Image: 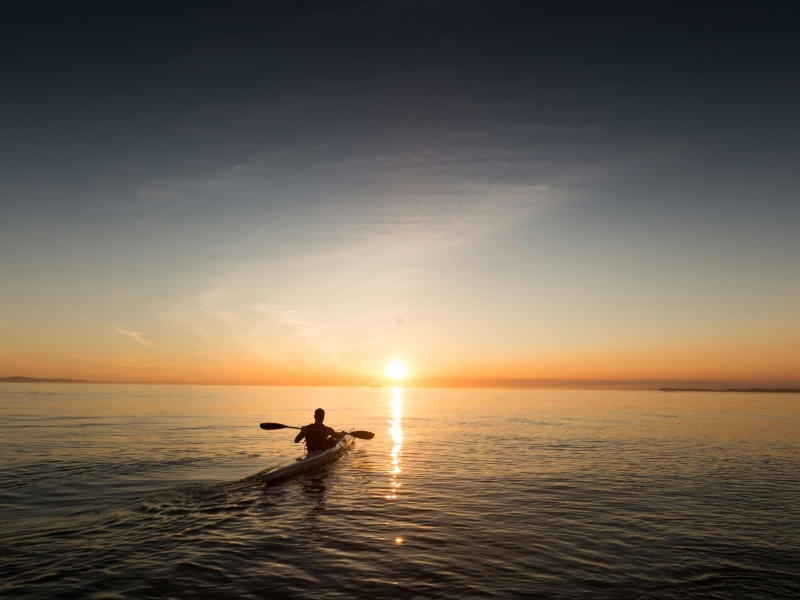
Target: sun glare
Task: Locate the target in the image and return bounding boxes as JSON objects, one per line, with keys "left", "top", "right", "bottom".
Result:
{"left": 385, "top": 360, "right": 408, "bottom": 379}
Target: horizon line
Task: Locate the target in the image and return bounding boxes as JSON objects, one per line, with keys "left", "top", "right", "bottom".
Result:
{"left": 2, "top": 375, "right": 799, "bottom": 391}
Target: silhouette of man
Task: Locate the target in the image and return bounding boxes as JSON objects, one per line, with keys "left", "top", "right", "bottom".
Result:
{"left": 294, "top": 408, "right": 345, "bottom": 451}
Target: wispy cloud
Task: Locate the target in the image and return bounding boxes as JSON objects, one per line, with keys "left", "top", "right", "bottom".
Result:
{"left": 131, "top": 137, "right": 579, "bottom": 375}
{"left": 104, "top": 324, "right": 154, "bottom": 347}
{"left": 126, "top": 116, "right": 620, "bottom": 212}
{"left": 135, "top": 126, "right": 631, "bottom": 376}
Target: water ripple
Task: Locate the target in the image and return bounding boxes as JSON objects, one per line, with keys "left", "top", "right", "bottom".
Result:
{"left": 1, "top": 386, "right": 799, "bottom": 599}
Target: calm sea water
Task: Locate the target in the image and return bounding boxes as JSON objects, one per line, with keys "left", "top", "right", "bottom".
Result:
{"left": 1, "top": 384, "right": 798, "bottom": 599}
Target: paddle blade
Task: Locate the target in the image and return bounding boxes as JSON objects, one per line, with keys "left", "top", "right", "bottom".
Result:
{"left": 349, "top": 430, "right": 375, "bottom": 440}
{"left": 260, "top": 422, "right": 289, "bottom": 430}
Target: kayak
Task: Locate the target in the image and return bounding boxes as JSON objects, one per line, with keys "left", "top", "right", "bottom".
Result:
{"left": 262, "top": 428, "right": 355, "bottom": 483}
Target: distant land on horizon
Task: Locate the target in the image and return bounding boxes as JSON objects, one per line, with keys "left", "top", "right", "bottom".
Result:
{"left": 0, "top": 376, "right": 184, "bottom": 384}
{"left": 0, "top": 376, "right": 92, "bottom": 383}
{"left": 659, "top": 387, "right": 800, "bottom": 393}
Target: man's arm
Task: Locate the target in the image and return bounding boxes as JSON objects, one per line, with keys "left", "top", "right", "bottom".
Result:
{"left": 294, "top": 426, "right": 307, "bottom": 443}
{"left": 328, "top": 427, "right": 345, "bottom": 439}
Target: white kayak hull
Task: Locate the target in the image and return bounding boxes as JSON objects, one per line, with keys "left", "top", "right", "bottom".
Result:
{"left": 262, "top": 428, "right": 355, "bottom": 483}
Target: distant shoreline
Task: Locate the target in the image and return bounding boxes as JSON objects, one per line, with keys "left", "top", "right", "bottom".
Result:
{"left": 659, "top": 388, "right": 800, "bottom": 393}
{"left": 0, "top": 376, "right": 183, "bottom": 385}
{"left": 0, "top": 376, "right": 92, "bottom": 383}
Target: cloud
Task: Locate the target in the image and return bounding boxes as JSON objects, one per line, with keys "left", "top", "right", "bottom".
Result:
{"left": 129, "top": 141, "right": 555, "bottom": 359}
{"left": 105, "top": 324, "right": 154, "bottom": 347}
{"left": 127, "top": 113, "right": 616, "bottom": 207}
{"left": 134, "top": 123, "right": 635, "bottom": 375}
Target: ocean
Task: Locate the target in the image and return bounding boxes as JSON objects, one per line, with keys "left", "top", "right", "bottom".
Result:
{"left": 1, "top": 384, "right": 798, "bottom": 599}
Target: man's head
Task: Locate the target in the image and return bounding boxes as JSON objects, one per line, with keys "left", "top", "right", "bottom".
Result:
{"left": 314, "top": 408, "right": 325, "bottom": 423}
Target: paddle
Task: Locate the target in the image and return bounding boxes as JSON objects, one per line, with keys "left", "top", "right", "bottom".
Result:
{"left": 259, "top": 422, "right": 375, "bottom": 440}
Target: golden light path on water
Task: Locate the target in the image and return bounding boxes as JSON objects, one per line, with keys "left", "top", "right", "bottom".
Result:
{"left": 387, "top": 385, "right": 403, "bottom": 527}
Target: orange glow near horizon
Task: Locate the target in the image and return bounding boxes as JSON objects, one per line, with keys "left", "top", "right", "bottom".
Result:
{"left": 2, "top": 324, "right": 799, "bottom": 388}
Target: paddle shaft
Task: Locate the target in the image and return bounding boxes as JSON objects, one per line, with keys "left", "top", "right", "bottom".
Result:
{"left": 259, "top": 422, "right": 374, "bottom": 440}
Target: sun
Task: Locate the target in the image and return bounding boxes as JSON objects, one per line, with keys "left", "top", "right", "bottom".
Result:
{"left": 385, "top": 360, "right": 408, "bottom": 379}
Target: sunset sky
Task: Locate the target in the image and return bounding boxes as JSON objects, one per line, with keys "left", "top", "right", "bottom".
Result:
{"left": 1, "top": 1, "right": 799, "bottom": 387}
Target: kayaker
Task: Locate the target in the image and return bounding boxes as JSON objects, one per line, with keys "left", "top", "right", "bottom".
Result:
{"left": 295, "top": 408, "right": 346, "bottom": 451}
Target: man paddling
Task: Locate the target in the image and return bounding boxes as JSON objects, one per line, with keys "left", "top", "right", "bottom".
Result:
{"left": 295, "top": 408, "right": 346, "bottom": 451}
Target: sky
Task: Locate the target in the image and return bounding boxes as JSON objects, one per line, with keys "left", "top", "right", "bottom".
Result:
{"left": 1, "top": 0, "right": 799, "bottom": 387}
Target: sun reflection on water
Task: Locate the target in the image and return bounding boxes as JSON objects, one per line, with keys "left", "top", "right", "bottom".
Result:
{"left": 386, "top": 385, "right": 403, "bottom": 501}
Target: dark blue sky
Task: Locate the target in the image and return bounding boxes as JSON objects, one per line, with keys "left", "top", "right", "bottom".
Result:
{"left": 3, "top": 0, "right": 798, "bottom": 201}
